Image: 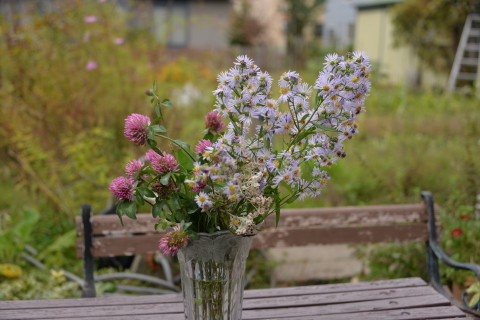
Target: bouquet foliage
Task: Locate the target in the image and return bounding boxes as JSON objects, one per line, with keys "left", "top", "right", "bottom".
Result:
{"left": 109, "top": 53, "right": 372, "bottom": 254}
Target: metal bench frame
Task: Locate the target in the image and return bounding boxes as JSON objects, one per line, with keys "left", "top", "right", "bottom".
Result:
{"left": 77, "top": 191, "right": 480, "bottom": 316}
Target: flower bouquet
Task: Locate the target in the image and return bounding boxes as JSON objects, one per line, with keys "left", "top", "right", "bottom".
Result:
{"left": 110, "top": 52, "right": 371, "bottom": 319}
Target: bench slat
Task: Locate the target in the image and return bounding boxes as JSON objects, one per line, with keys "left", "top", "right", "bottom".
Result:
{"left": 76, "top": 203, "right": 428, "bottom": 236}
{"left": 77, "top": 223, "right": 428, "bottom": 258}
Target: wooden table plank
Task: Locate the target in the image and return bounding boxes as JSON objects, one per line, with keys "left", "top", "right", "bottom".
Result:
{"left": 0, "top": 277, "right": 427, "bottom": 311}
{"left": 243, "top": 286, "right": 440, "bottom": 309}
{"left": 243, "top": 277, "right": 428, "bottom": 299}
{"left": 0, "top": 287, "right": 450, "bottom": 320}
{"left": 0, "top": 278, "right": 470, "bottom": 320}
{"left": 242, "top": 294, "right": 450, "bottom": 319}
{"left": 263, "top": 306, "right": 467, "bottom": 320}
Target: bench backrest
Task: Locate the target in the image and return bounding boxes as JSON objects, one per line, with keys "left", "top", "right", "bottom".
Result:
{"left": 75, "top": 201, "right": 438, "bottom": 259}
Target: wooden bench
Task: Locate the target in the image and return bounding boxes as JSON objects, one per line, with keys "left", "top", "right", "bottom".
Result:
{"left": 75, "top": 191, "right": 480, "bottom": 317}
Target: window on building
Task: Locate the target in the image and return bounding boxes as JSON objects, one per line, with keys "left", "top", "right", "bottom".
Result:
{"left": 314, "top": 23, "right": 323, "bottom": 38}
{"left": 153, "top": 0, "right": 189, "bottom": 48}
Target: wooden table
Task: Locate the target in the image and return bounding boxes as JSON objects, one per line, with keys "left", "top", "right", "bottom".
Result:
{"left": 0, "top": 278, "right": 474, "bottom": 320}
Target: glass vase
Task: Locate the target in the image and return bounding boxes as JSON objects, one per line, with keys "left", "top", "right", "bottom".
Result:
{"left": 177, "top": 230, "right": 253, "bottom": 320}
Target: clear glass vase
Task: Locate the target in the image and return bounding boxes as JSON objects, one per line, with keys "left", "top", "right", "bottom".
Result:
{"left": 177, "top": 230, "right": 253, "bottom": 320}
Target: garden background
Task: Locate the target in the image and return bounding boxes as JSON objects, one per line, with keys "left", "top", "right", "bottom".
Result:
{"left": 1, "top": 0, "right": 480, "bottom": 299}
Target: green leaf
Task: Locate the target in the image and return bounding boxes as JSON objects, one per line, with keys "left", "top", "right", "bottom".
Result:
{"left": 186, "top": 199, "right": 199, "bottom": 214}
{"left": 116, "top": 204, "right": 124, "bottom": 225}
{"left": 180, "top": 220, "right": 192, "bottom": 230}
{"left": 117, "top": 201, "right": 137, "bottom": 221}
{"left": 312, "top": 123, "right": 341, "bottom": 133}
{"left": 155, "top": 105, "right": 161, "bottom": 117}
{"left": 467, "top": 282, "right": 480, "bottom": 294}
{"left": 314, "top": 89, "right": 320, "bottom": 108}
{"left": 186, "top": 230, "right": 199, "bottom": 240}
{"left": 13, "top": 209, "right": 40, "bottom": 241}
{"left": 153, "top": 80, "right": 157, "bottom": 91}
{"left": 174, "top": 139, "right": 191, "bottom": 150}
{"left": 135, "top": 192, "right": 145, "bottom": 205}
{"left": 151, "top": 125, "right": 167, "bottom": 133}
{"left": 161, "top": 99, "right": 174, "bottom": 108}
{"left": 147, "top": 139, "right": 157, "bottom": 148}
{"left": 160, "top": 172, "right": 171, "bottom": 185}
{"left": 137, "top": 187, "right": 156, "bottom": 198}
{"left": 286, "top": 193, "right": 300, "bottom": 204}
{"left": 469, "top": 292, "right": 480, "bottom": 307}
{"left": 203, "top": 131, "right": 214, "bottom": 141}
{"left": 294, "top": 127, "right": 315, "bottom": 143}
{"left": 177, "top": 149, "right": 194, "bottom": 170}
{"left": 152, "top": 200, "right": 166, "bottom": 218}
{"left": 171, "top": 193, "right": 181, "bottom": 211}
{"left": 148, "top": 127, "right": 155, "bottom": 140}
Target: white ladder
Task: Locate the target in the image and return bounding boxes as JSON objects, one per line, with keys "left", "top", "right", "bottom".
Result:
{"left": 447, "top": 14, "right": 480, "bottom": 91}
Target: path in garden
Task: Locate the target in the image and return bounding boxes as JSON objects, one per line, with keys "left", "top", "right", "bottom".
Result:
{"left": 269, "top": 244, "right": 365, "bottom": 283}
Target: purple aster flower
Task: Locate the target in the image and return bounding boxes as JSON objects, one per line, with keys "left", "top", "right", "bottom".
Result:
{"left": 109, "top": 176, "right": 134, "bottom": 201}
{"left": 124, "top": 113, "right": 151, "bottom": 146}
{"left": 145, "top": 150, "right": 179, "bottom": 174}
{"left": 205, "top": 111, "right": 224, "bottom": 134}
{"left": 125, "top": 159, "right": 144, "bottom": 179}
{"left": 158, "top": 226, "right": 189, "bottom": 255}
{"left": 84, "top": 16, "right": 98, "bottom": 23}
{"left": 195, "top": 139, "right": 212, "bottom": 155}
{"left": 85, "top": 60, "right": 97, "bottom": 71}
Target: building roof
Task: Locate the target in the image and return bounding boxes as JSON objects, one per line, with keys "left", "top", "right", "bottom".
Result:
{"left": 356, "top": 0, "right": 403, "bottom": 11}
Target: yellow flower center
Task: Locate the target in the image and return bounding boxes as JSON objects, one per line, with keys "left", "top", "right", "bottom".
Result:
{"left": 229, "top": 185, "right": 236, "bottom": 191}
{"left": 351, "top": 77, "right": 359, "bottom": 83}
{"left": 199, "top": 196, "right": 206, "bottom": 202}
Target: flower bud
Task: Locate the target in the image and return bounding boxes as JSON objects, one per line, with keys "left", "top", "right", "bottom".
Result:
{"left": 145, "top": 89, "right": 155, "bottom": 96}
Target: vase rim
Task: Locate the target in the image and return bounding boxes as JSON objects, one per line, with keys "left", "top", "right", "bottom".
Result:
{"left": 196, "top": 229, "right": 232, "bottom": 236}
{"left": 194, "top": 220, "right": 264, "bottom": 237}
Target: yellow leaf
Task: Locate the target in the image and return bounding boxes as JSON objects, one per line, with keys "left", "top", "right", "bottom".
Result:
{"left": 0, "top": 264, "right": 23, "bottom": 278}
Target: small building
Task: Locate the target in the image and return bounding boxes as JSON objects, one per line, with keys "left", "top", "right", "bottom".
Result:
{"left": 322, "top": 0, "right": 372, "bottom": 51}
{"left": 353, "top": 0, "right": 448, "bottom": 90}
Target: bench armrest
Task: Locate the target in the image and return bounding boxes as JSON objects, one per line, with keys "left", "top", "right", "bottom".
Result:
{"left": 422, "top": 191, "right": 480, "bottom": 316}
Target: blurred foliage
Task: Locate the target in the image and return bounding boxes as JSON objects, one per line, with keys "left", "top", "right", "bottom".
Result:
{"left": 284, "top": 0, "right": 324, "bottom": 68}
{"left": 0, "top": 269, "right": 81, "bottom": 300}
{"left": 228, "top": 0, "right": 264, "bottom": 46}
{"left": 355, "top": 242, "right": 427, "bottom": 282}
{"left": 0, "top": 0, "right": 220, "bottom": 292}
{"left": 391, "top": 0, "right": 479, "bottom": 73}
{"left": 0, "top": 208, "right": 39, "bottom": 263}
{"left": 440, "top": 196, "right": 480, "bottom": 285}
